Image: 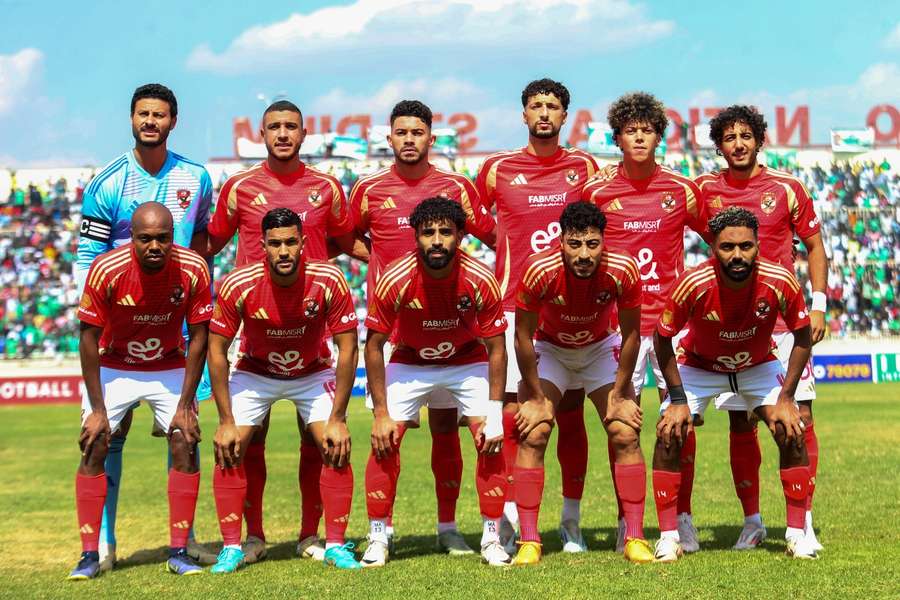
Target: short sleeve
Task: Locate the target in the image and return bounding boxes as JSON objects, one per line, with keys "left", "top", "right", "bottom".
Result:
{"left": 514, "top": 266, "right": 544, "bottom": 313}
{"left": 325, "top": 274, "right": 359, "bottom": 335}
{"left": 326, "top": 179, "right": 354, "bottom": 237}
{"left": 656, "top": 283, "right": 690, "bottom": 338}
{"left": 76, "top": 264, "right": 110, "bottom": 327}
{"left": 349, "top": 179, "right": 370, "bottom": 234}
{"left": 209, "top": 285, "right": 241, "bottom": 338}
{"left": 207, "top": 176, "right": 240, "bottom": 245}
{"left": 364, "top": 283, "right": 399, "bottom": 335}
{"left": 458, "top": 176, "right": 495, "bottom": 239}
{"left": 781, "top": 279, "right": 812, "bottom": 332}
{"left": 474, "top": 159, "right": 496, "bottom": 211}
{"left": 476, "top": 277, "right": 507, "bottom": 337}
{"left": 186, "top": 265, "right": 213, "bottom": 325}
{"left": 194, "top": 170, "right": 214, "bottom": 232}
{"left": 789, "top": 180, "right": 821, "bottom": 240}
{"left": 616, "top": 261, "right": 643, "bottom": 310}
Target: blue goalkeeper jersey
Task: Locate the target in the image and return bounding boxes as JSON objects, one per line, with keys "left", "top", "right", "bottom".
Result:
{"left": 75, "top": 149, "right": 213, "bottom": 290}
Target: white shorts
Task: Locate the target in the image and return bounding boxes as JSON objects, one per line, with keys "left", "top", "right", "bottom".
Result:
{"left": 381, "top": 362, "right": 492, "bottom": 424}
{"left": 229, "top": 369, "right": 336, "bottom": 427}
{"left": 82, "top": 367, "right": 185, "bottom": 434}
{"left": 536, "top": 335, "right": 620, "bottom": 396}
{"left": 773, "top": 331, "right": 816, "bottom": 402}
{"left": 504, "top": 310, "right": 521, "bottom": 394}
{"left": 660, "top": 361, "right": 790, "bottom": 417}
{"left": 632, "top": 331, "right": 689, "bottom": 398}
{"left": 364, "top": 342, "right": 457, "bottom": 411}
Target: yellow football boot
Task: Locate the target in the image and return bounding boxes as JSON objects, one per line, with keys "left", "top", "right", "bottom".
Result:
{"left": 623, "top": 538, "right": 654, "bottom": 564}
{"left": 511, "top": 541, "right": 542, "bottom": 565}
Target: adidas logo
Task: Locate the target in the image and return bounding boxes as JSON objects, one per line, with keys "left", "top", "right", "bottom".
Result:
{"left": 220, "top": 512, "right": 240, "bottom": 524}
{"left": 703, "top": 311, "right": 721, "bottom": 321}
{"left": 606, "top": 199, "right": 623, "bottom": 211}
{"left": 332, "top": 514, "right": 349, "bottom": 524}
{"left": 172, "top": 520, "right": 191, "bottom": 529}
{"left": 406, "top": 298, "right": 423, "bottom": 309}
{"left": 250, "top": 193, "right": 267, "bottom": 206}
{"left": 736, "top": 479, "right": 753, "bottom": 489}
{"left": 116, "top": 294, "right": 136, "bottom": 306}
{"left": 482, "top": 486, "right": 504, "bottom": 498}
{"left": 551, "top": 295, "right": 566, "bottom": 305}
{"left": 79, "top": 524, "right": 95, "bottom": 535}
{"left": 367, "top": 490, "right": 387, "bottom": 500}
{"left": 381, "top": 197, "right": 396, "bottom": 209}
{"left": 510, "top": 173, "right": 528, "bottom": 186}
{"left": 439, "top": 480, "right": 461, "bottom": 489}
{"left": 251, "top": 307, "right": 270, "bottom": 319}
{"left": 709, "top": 196, "right": 723, "bottom": 209}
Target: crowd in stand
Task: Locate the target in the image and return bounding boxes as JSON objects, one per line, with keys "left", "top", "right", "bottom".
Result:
{"left": 2, "top": 156, "right": 898, "bottom": 359}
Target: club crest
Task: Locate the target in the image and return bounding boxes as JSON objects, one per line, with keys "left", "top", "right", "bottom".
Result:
{"left": 177, "top": 188, "right": 192, "bottom": 209}
{"left": 566, "top": 169, "right": 579, "bottom": 185}
{"left": 760, "top": 191, "right": 777, "bottom": 215}
{"left": 457, "top": 294, "right": 473, "bottom": 312}
{"left": 596, "top": 290, "right": 612, "bottom": 304}
{"left": 170, "top": 285, "right": 185, "bottom": 305}
{"left": 304, "top": 298, "right": 320, "bottom": 318}
{"left": 661, "top": 192, "right": 676, "bottom": 213}
{"left": 308, "top": 189, "right": 322, "bottom": 207}
{"left": 754, "top": 298, "right": 771, "bottom": 319}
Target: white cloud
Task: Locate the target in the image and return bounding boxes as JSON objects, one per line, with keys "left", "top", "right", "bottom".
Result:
{"left": 882, "top": 22, "right": 900, "bottom": 50}
{"left": 0, "top": 48, "right": 43, "bottom": 114}
{"left": 305, "top": 77, "right": 489, "bottom": 116}
{"left": 187, "top": 0, "right": 674, "bottom": 74}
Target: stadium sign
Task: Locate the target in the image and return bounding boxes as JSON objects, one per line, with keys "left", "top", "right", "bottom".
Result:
{"left": 874, "top": 353, "right": 900, "bottom": 383}
{"left": 811, "top": 355, "right": 873, "bottom": 383}
{"left": 0, "top": 375, "right": 83, "bottom": 405}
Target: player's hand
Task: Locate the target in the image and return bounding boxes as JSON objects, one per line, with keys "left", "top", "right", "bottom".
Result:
{"left": 324, "top": 418, "right": 352, "bottom": 468}
{"left": 810, "top": 311, "right": 826, "bottom": 344}
{"left": 769, "top": 395, "right": 804, "bottom": 444}
{"left": 656, "top": 404, "right": 692, "bottom": 448}
{"left": 79, "top": 411, "right": 111, "bottom": 461}
{"left": 472, "top": 420, "right": 503, "bottom": 455}
{"left": 169, "top": 404, "right": 201, "bottom": 446}
{"left": 214, "top": 423, "right": 241, "bottom": 468}
{"left": 515, "top": 397, "right": 554, "bottom": 440}
{"left": 371, "top": 414, "right": 399, "bottom": 459}
{"left": 604, "top": 391, "right": 643, "bottom": 430}
{"left": 589, "top": 164, "right": 618, "bottom": 183}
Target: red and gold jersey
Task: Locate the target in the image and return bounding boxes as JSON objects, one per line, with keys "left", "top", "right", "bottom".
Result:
{"left": 365, "top": 251, "right": 507, "bottom": 365}
{"left": 516, "top": 246, "right": 641, "bottom": 349}
{"left": 77, "top": 244, "right": 212, "bottom": 371}
{"left": 476, "top": 147, "right": 599, "bottom": 310}
{"left": 583, "top": 165, "right": 707, "bottom": 335}
{"left": 349, "top": 164, "right": 495, "bottom": 295}
{"left": 210, "top": 258, "right": 357, "bottom": 379}
{"left": 208, "top": 161, "right": 353, "bottom": 265}
{"left": 657, "top": 257, "right": 810, "bottom": 373}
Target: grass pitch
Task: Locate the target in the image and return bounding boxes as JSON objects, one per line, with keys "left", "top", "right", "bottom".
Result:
{"left": 2, "top": 383, "right": 899, "bottom": 599}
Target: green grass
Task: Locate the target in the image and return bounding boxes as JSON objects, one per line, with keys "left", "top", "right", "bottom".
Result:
{"left": 2, "top": 383, "right": 899, "bottom": 599}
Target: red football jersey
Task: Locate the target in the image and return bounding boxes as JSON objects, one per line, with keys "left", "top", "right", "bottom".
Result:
{"left": 208, "top": 162, "right": 353, "bottom": 266}
{"left": 350, "top": 164, "right": 495, "bottom": 295}
{"left": 77, "top": 244, "right": 212, "bottom": 371}
{"left": 583, "top": 165, "right": 707, "bottom": 336}
{"left": 476, "top": 147, "right": 599, "bottom": 310}
{"left": 656, "top": 257, "right": 811, "bottom": 373}
{"left": 210, "top": 258, "right": 357, "bottom": 379}
{"left": 516, "top": 246, "right": 642, "bottom": 348}
{"left": 365, "top": 251, "right": 507, "bottom": 366}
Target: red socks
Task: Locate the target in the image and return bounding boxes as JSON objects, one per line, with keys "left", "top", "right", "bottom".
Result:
{"left": 614, "top": 462, "right": 646, "bottom": 540}
{"left": 608, "top": 440, "right": 624, "bottom": 519}
{"left": 652, "top": 470, "right": 680, "bottom": 533}
{"left": 364, "top": 426, "right": 406, "bottom": 520}
{"left": 804, "top": 423, "right": 818, "bottom": 510}
{"left": 555, "top": 405, "right": 588, "bottom": 500}
{"left": 475, "top": 451, "right": 508, "bottom": 519}
{"left": 780, "top": 466, "right": 810, "bottom": 529}
{"left": 431, "top": 430, "right": 463, "bottom": 523}
{"left": 168, "top": 469, "right": 200, "bottom": 548}
{"left": 677, "top": 429, "right": 696, "bottom": 515}
{"left": 514, "top": 466, "right": 544, "bottom": 542}
{"left": 243, "top": 442, "right": 267, "bottom": 540}
{"left": 213, "top": 465, "right": 247, "bottom": 546}
{"left": 502, "top": 410, "right": 519, "bottom": 496}
{"left": 75, "top": 472, "right": 107, "bottom": 552}
{"left": 299, "top": 440, "right": 324, "bottom": 540}
{"left": 729, "top": 429, "right": 761, "bottom": 517}
{"left": 320, "top": 465, "right": 354, "bottom": 544}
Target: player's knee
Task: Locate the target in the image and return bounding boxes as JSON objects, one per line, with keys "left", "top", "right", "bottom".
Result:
{"left": 728, "top": 410, "right": 756, "bottom": 433}
{"left": 522, "top": 421, "right": 552, "bottom": 450}
{"left": 428, "top": 408, "right": 457, "bottom": 434}
{"left": 607, "top": 421, "right": 640, "bottom": 452}
{"left": 169, "top": 432, "right": 198, "bottom": 473}
{"left": 652, "top": 436, "right": 681, "bottom": 471}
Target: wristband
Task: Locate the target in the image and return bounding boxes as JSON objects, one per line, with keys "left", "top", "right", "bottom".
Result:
{"left": 668, "top": 385, "right": 688, "bottom": 406}
{"left": 483, "top": 399, "right": 504, "bottom": 439}
{"left": 811, "top": 291, "right": 826, "bottom": 312}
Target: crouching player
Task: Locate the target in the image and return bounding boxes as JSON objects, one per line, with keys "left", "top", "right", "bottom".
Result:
{"left": 651, "top": 207, "right": 817, "bottom": 561}
{"left": 70, "top": 204, "right": 211, "bottom": 579}
{"left": 361, "top": 197, "right": 510, "bottom": 568}
{"left": 207, "top": 207, "right": 360, "bottom": 572}
{"left": 513, "top": 201, "right": 651, "bottom": 564}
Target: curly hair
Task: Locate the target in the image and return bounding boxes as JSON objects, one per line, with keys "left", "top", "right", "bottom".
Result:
{"left": 559, "top": 201, "right": 607, "bottom": 234}
{"left": 390, "top": 100, "right": 433, "bottom": 128}
{"left": 409, "top": 197, "right": 466, "bottom": 232}
{"left": 131, "top": 83, "right": 177, "bottom": 117}
{"left": 708, "top": 206, "right": 759, "bottom": 237}
{"left": 262, "top": 207, "right": 303, "bottom": 235}
{"left": 607, "top": 92, "right": 668, "bottom": 142}
{"left": 708, "top": 104, "right": 767, "bottom": 149}
{"left": 521, "top": 78, "right": 570, "bottom": 110}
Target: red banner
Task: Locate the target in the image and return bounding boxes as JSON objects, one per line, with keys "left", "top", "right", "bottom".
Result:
{"left": 0, "top": 375, "right": 83, "bottom": 405}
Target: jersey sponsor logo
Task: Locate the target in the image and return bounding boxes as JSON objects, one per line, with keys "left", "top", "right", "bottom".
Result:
{"left": 596, "top": 291, "right": 612, "bottom": 304}
{"left": 623, "top": 219, "right": 662, "bottom": 232}
{"left": 703, "top": 310, "right": 721, "bottom": 321}
{"left": 510, "top": 173, "right": 528, "bottom": 186}
{"left": 798, "top": 309, "right": 808, "bottom": 319}
{"left": 304, "top": 298, "right": 320, "bottom": 319}
{"left": 251, "top": 307, "right": 269, "bottom": 319}
{"left": 754, "top": 298, "right": 771, "bottom": 319}
{"left": 117, "top": 294, "right": 136, "bottom": 306}
{"left": 381, "top": 197, "right": 397, "bottom": 210}
{"left": 605, "top": 199, "right": 623, "bottom": 211}
{"left": 635, "top": 248, "right": 660, "bottom": 288}
{"left": 760, "top": 191, "right": 777, "bottom": 214}
{"left": 715, "top": 351, "right": 752, "bottom": 371}
{"left": 197, "top": 303, "right": 213, "bottom": 316}
{"left": 422, "top": 318, "right": 460, "bottom": 330}
{"left": 527, "top": 192, "right": 568, "bottom": 207}
{"left": 308, "top": 190, "right": 322, "bottom": 207}
{"left": 170, "top": 285, "right": 185, "bottom": 305}
{"left": 561, "top": 312, "right": 598, "bottom": 323}
{"left": 565, "top": 169, "right": 579, "bottom": 185}
{"left": 661, "top": 192, "right": 676, "bottom": 213}
{"left": 80, "top": 216, "right": 112, "bottom": 243}
{"left": 397, "top": 216, "right": 410, "bottom": 227}
{"left": 265, "top": 326, "right": 307, "bottom": 337}
{"left": 809, "top": 216, "right": 819, "bottom": 228}
{"left": 339, "top": 312, "right": 358, "bottom": 324}
{"left": 719, "top": 326, "right": 758, "bottom": 340}
{"left": 557, "top": 330, "right": 595, "bottom": 346}
{"left": 177, "top": 188, "right": 192, "bottom": 209}
{"left": 250, "top": 193, "right": 267, "bottom": 206}
{"left": 456, "top": 294, "right": 473, "bottom": 312}
{"left": 126, "top": 337, "right": 164, "bottom": 361}
{"left": 530, "top": 222, "right": 562, "bottom": 252}
{"left": 132, "top": 312, "right": 173, "bottom": 324}
{"left": 494, "top": 317, "right": 507, "bottom": 328}
{"left": 419, "top": 341, "right": 457, "bottom": 360}
{"left": 268, "top": 350, "right": 304, "bottom": 372}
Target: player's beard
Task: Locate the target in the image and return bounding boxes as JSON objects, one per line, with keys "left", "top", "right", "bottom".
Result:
{"left": 723, "top": 258, "right": 753, "bottom": 282}
{"left": 529, "top": 121, "right": 560, "bottom": 139}
{"left": 421, "top": 247, "right": 452, "bottom": 270}
{"left": 571, "top": 259, "right": 596, "bottom": 279}
{"left": 133, "top": 126, "right": 169, "bottom": 149}
{"left": 266, "top": 141, "right": 300, "bottom": 163}
{"left": 396, "top": 146, "right": 425, "bottom": 165}
{"left": 271, "top": 256, "right": 299, "bottom": 277}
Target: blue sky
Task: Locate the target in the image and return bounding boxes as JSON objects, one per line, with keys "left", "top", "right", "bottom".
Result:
{"left": 1, "top": 0, "right": 898, "bottom": 166}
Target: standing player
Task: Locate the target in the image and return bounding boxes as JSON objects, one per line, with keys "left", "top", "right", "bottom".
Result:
{"left": 582, "top": 92, "right": 708, "bottom": 553}
{"left": 207, "top": 208, "right": 360, "bottom": 572}
{"left": 512, "top": 202, "right": 650, "bottom": 564}
{"left": 69, "top": 204, "right": 211, "bottom": 579}
{"left": 696, "top": 105, "right": 827, "bottom": 551}
{"left": 206, "top": 99, "right": 366, "bottom": 562}
{"left": 75, "top": 83, "right": 214, "bottom": 570}
{"left": 350, "top": 100, "right": 496, "bottom": 553}
{"left": 360, "top": 198, "right": 510, "bottom": 568}
{"left": 651, "top": 207, "right": 817, "bottom": 561}
{"left": 476, "top": 79, "right": 599, "bottom": 552}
